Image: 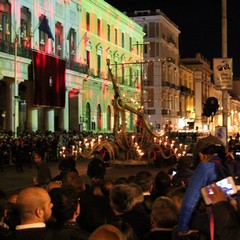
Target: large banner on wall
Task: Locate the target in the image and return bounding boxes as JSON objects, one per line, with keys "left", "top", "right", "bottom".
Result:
{"left": 32, "top": 51, "right": 66, "bottom": 108}
{"left": 213, "top": 58, "right": 233, "bottom": 90}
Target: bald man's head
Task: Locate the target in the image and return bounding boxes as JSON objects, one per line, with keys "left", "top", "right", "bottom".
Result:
{"left": 89, "top": 224, "right": 126, "bottom": 240}
{"left": 16, "top": 187, "right": 53, "bottom": 224}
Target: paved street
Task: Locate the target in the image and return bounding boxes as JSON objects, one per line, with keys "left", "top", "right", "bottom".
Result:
{"left": 0, "top": 159, "right": 171, "bottom": 195}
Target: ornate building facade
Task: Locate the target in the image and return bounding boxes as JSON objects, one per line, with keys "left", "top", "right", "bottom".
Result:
{"left": 0, "top": 0, "right": 144, "bottom": 134}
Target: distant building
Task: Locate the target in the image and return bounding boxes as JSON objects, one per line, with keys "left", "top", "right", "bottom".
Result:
{"left": 130, "top": 9, "right": 182, "bottom": 131}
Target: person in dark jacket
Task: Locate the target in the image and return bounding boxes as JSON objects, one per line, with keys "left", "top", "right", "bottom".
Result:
{"left": 144, "top": 196, "right": 178, "bottom": 240}
{"left": 11, "top": 139, "right": 24, "bottom": 172}
{"left": 208, "top": 183, "right": 240, "bottom": 240}
{"left": 178, "top": 135, "right": 226, "bottom": 237}
{"left": 172, "top": 156, "right": 194, "bottom": 187}
{"left": 0, "top": 191, "right": 14, "bottom": 240}
{"left": 33, "top": 152, "right": 52, "bottom": 187}
{"left": 49, "top": 185, "right": 90, "bottom": 240}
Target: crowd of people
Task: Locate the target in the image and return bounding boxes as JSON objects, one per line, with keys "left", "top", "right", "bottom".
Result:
{"left": 1, "top": 133, "right": 240, "bottom": 239}
{"left": 0, "top": 130, "right": 113, "bottom": 173}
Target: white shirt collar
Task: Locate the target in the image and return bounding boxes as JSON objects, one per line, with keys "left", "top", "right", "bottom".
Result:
{"left": 16, "top": 222, "right": 46, "bottom": 230}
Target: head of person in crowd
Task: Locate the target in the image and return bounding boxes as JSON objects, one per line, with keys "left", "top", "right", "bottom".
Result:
{"left": 172, "top": 156, "right": 194, "bottom": 187}
{"left": 192, "top": 135, "right": 226, "bottom": 169}
{"left": 101, "top": 179, "right": 115, "bottom": 198}
{"left": 89, "top": 224, "right": 126, "bottom": 240}
{"left": 6, "top": 193, "right": 21, "bottom": 231}
{"left": 50, "top": 185, "right": 80, "bottom": 224}
{"left": 115, "top": 177, "right": 129, "bottom": 185}
{"left": 134, "top": 171, "right": 153, "bottom": 194}
{"left": 110, "top": 217, "right": 139, "bottom": 240}
{"left": 153, "top": 170, "right": 172, "bottom": 197}
{"left": 61, "top": 171, "right": 85, "bottom": 194}
{"left": 16, "top": 187, "right": 53, "bottom": 225}
{"left": 128, "top": 183, "right": 144, "bottom": 206}
{"left": 87, "top": 153, "right": 106, "bottom": 184}
{"left": 110, "top": 184, "right": 134, "bottom": 215}
{"left": 59, "top": 152, "right": 77, "bottom": 174}
{"left": 45, "top": 181, "right": 62, "bottom": 192}
{"left": 151, "top": 196, "right": 178, "bottom": 229}
{"left": 7, "top": 194, "right": 18, "bottom": 205}
{"left": 33, "top": 151, "right": 44, "bottom": 165}
{"left": 167, "top": 186, "right": 187, "bottom": 213}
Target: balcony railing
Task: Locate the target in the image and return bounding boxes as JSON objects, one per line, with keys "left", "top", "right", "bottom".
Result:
{"left": 66, "top": 59, "right": 89, "bottom": 74}
{"left": 0, "top": 40, "right": 32, "bottom": 59}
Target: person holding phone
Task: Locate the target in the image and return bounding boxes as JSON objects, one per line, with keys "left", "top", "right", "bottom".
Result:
{"left": 208, "top": 184, "right": 240, "bottom": 240}
{"left": 178, "top": 135, "right": 226, "bottom": 237}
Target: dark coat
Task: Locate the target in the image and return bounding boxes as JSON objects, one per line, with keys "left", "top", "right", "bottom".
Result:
{"left": 0, "top": 225, "right": 15, "bottom": 240}
{"left": 121, "top": 203, "right": 151, "bottom": 240}
{"left": 52, "top": 221, "right": 90, "bottom": 240}
{"left": 212, "top": 201, "right": 240, "bottom": 240}
{"left": 14, "top": 227, "right": 53, "bottom": 240}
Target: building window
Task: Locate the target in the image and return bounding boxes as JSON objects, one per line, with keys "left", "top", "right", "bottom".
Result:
{"left": 55, "top": 22, "right": 63, "bottom": 57}
{"left": 148, "top": 89, "right": 154, "bottom": 108}
{"left": 143, "top": 23, "right": 148, "bottom": 36}
{"left": 144, "top": 44, "right": 148, "bottom": 54}
{"left": 147, "top": 62, "right": 154, "bottom": 86}
{"left": 97, "top": 18, "right": 101, "bottom": 36}
{"left": 97, "top": 104, "right": 102, "bottom": 131}
{"left": 114, "top": 28, "right": 117, "bottom": 45}
{"left": 121, "top": 64, "right": 125, "bottom": 84}
{"left": 129, "top": 67, "right": 133, "bottom": 86}
{"left": 86, "top": 12, "right": 90, "bottom": 31}
{"left": 86, "top": 50, "right": 90, "bottom": 69}
{"left": 114, "top": 61, "right": 118, "bottom": 80}
{"left": 97, "top": 54, "right": 101, "bottom": 77}
{"left": 107, "top": 24, "right": 110, "bottom": 41}
{"left": 0, "top": 2, "right": 10, "bottom": 42}
{"left": 68, "top": 28, "right": 76, "bottom": 60}
{"left": 129, "top": 37, "right": 132, "bottom": 51}
{"left": 39, "top": 14, "right": 54, "bottom": 54}
{"left": 150, "top": 42, "right": 155, "bottom": 57}
{"left": 121, "top": 32, "right": 124, "bottom": 48}
{"left": 156, "top": 22, "right": 159, "bottom": 37}
{"left": 156, "top": 42, "right": 159, "bottom": 57}
{"left": 136, "top": 41, "right": 139, "bottom": 55}
{"left": 86, "top": 103, "right": 91, "bottom": 131}
{"left": 149, "top": 22, "right": 155, "bottom": 37}
{"left": 20, "top": 7, "right": 32, "bottom": 48}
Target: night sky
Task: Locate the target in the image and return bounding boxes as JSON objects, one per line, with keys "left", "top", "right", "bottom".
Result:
{"left": 106, "top": 0, "right": 240, "bottom": 78}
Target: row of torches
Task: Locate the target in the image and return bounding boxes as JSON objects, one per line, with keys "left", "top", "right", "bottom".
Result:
{"left": 59, "top": 134, "right": 188, "bottom": 159}
{"left": 59, "top": 135, "right": 105, "bottom": 158}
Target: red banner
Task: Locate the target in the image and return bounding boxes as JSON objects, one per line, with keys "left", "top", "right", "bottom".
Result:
{"left": 32, "top": 51, "right": 66, "bottom": 108}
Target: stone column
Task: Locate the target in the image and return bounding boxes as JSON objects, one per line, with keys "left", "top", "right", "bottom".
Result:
{"left": 45, "top": 109, "right": 54, "bottom": 132}
{"left": 60, "top": 88, "right": 69, "bottom": 131}
{"left": 28, "top": 108, "right": 38, "bottom": 131}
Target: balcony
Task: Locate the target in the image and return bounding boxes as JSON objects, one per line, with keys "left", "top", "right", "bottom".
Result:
{"left": 66, "top": 59, "right": 89, "bottom": 74}
{"left": 0, "top": 40, "right": 32, "bottom": 59}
